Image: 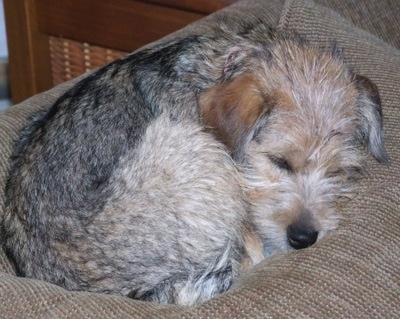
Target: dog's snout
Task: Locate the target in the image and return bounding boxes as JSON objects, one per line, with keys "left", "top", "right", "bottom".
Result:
{"left": 287, "top": 223, "right": 318, "bottom": 249}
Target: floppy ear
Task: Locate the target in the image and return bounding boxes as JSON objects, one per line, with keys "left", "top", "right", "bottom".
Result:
{"left": 199, "top": 74, "right": 271, "bottom": 162}
{"left": 222, "top": 44, "right": 272, "bottom": 80}
{"left": 353, "top": 74, "right": 388, "bottom": 163}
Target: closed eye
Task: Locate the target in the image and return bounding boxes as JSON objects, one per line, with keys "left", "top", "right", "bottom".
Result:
{"left": 326, "top": 169, "right": 345, "bottom": 178}
{"left": 267, "top": 154, "right": 293, "bottom": 172}
{"left": 326, "top": 166, "right": 363, "bottom": 179}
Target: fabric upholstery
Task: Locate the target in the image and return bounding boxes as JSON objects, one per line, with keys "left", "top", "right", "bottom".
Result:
{"left": 0, "top": 0, "right": 399, "bottom": 317}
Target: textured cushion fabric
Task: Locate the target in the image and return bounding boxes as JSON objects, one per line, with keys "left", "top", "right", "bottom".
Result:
{"left": 315, "top": 0, "right": 400, "bottom": 49}
{"left": 0, "top": 0, "right": 399, "bottom": 318}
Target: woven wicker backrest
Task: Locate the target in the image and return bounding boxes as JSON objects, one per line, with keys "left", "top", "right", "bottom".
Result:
{"left": 49, "top": 36, "right": 128, "bottom": 86}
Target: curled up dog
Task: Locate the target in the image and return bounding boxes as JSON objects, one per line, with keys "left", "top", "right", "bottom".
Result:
{"left": 1, "top": 24, "right": 387, "bottom": 306}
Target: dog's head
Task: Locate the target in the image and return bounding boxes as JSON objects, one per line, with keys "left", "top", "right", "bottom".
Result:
{"left": 199, "top": 38, "right": 387, "bottom": 256}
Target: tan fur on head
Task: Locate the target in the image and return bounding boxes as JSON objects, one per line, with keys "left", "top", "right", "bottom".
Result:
{"left": 200, "top": 74, "right": 271, "bottom": 161}
{"left": 199, "top": 37, "right": 387, "bottom": 257}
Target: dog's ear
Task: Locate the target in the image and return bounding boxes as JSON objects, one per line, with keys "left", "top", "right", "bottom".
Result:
{"left": 222, "top": 46, "right": 243, "bottom": 76}
{"left": 199, "top": 74, "right": 271, "bottom": 162}
{"left": 222, "top": 45, "right": 272, "bottom": 79}
{"left": 353, "top": 74, "right": 388, "bottom": 163}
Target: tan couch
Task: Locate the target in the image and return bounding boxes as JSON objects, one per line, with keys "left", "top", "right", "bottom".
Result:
{"left": 1, "top": 0, "right": 399, "bottom": 318}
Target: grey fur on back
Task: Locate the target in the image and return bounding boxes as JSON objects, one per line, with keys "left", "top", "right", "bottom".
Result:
{"left": 2, "top": 24, "right": 269, "bottom": 305}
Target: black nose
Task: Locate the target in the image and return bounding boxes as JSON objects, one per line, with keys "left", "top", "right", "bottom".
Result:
{"left": 287, "top": 224, "right": 318, "bottom": 249}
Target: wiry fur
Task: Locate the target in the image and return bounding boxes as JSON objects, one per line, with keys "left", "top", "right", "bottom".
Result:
{"left": 199, "top": 34, "right": 387, "bottom": 255}
{"left": 1, "top": 23, "right": 387, "bottom": 306}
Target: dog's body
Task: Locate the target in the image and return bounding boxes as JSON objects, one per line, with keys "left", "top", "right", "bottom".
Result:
{"left": 2, "top": 24, "right": 387, "bottom": 306}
